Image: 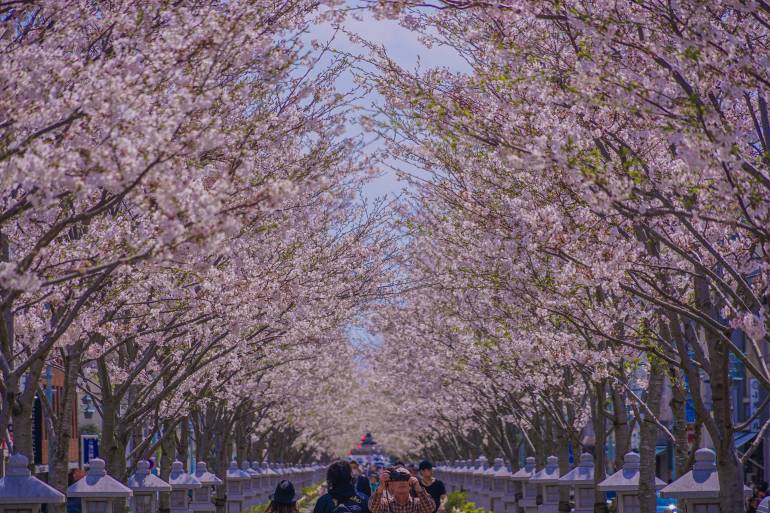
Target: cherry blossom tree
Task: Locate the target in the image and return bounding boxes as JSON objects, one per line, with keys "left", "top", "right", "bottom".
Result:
{"left": 351, "top": 0, "right": 770, "bottom": 510}
{"left": 0, "top": 0, "right": 397, "bottom": 504}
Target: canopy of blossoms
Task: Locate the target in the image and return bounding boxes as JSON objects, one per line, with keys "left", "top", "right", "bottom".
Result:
{"left": 2, "top": 1, "right": 769, "bottom": 512}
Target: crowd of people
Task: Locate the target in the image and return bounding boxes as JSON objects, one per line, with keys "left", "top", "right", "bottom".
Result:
{"left": 264, "top": 460, "right": 448, "bottom": 513}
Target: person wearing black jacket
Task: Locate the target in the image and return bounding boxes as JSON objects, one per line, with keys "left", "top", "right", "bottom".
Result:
{"left": 313, "top": 460, "right": 371, "bottom": 513}
{"left": 351, "top": 460, "right": 373, "bottom": 497}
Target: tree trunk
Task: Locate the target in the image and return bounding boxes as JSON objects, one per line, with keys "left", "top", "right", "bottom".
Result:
{"left": 214, "top": 416, "right": 233, "bottom": 513}
{"left": 0, "top": 373, "right": 15, "bottom": 476}
{"left": 49, "top": 344, "right": 82, "bottom": 513}
{"left": 0, "top": 231, "right": 13, "bottom": 475}
{"left": 12, "top": 357, "right": 46, "bottom": 459}
{"left": 11, "top": 397, "right": 35, "bottom": 461}
{"left": 531, "top": 415, "right": 545, "bottom": 467}
{"left": 668, "top": 368, "right": 690, "bottom": 478}
{"left": 709, "top": 329, "right": 745, "bottom": 512}
{"left": 101, "top": 393, "right": 128, "bottom": 478}
{"left": 236, "top": 419, "right": 248, "bottom": 464}
{"left": 593, "top": 382, "right": 608, "bottom": 513}
{"left": 556, "top": 428, "right": 570, "bottom": 512}
{"left": 694, "top": 272, "right": 744, "bottom": 512}
{"left": 611, "top": 387, "right": 630, "bottom": 471}
{"left": 177, "top": 416, "right": 189, "bottom": 468}
{"left": 638, "top": 361, "right": 664, "bottom": 513}
{"left": 159, "top": 420, "right": 177, "bottom": 513}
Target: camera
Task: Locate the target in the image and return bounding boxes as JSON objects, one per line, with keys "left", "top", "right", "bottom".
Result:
{"left": 387, "top": 466, "right": 411, "bottom": 482}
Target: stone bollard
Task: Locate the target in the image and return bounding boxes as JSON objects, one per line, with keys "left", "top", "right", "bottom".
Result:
{"left": 480, "top": 458, "right": 497, "bottom": 511}
{"left": 263, "top": 461, "right": 280, "bottom": 490}
{"left": 285, "top": 463, "right": 297, "bottom": 485}
{"left": 557, "top": 453, "right": 594, "bottom": 513}
{"left": 249, "top": 461, "right": 265, "bottom": 504}
{"left": 488, "top": 458, "right": 509, "bottom": 513}
{"left": 502, "top": 461, "right": 518, "bottom": 513}
{"left": 127, "top": 460, "right": 172, "bottom": 513}
{"left": 243, "top": 461, "right": 260, "bottom": 507}
{"left": 438, "top": 461, "right": 451, "bottom": 492}
{"left": 225, "top": 461, "right": 248, "bottom": 513}
{"left": 239, "top": 461, "right": 255, "bottom": 509}
{"left": 444, "top": 461, "right": 458, "bottom": 493}
{"left": 259, "top": 462, "right": 273, "bottom": 501}
{"left": 67, "top": 458, "right": 133, "bottom": 513}
{"left": 470, "top": 457, "right": 487, "bottom": 504}
{"left": 300, "top": 463, "right": 309, "bottom": 488}
{"left": 457, "top": 460, "right": 469, "bottom": 493}
{"left": 511, "top": 457, "right": 537, "bottom": 513}
{"left": 597, "top": 452, "right": 665, "bottom": 513}
{"left": 452, "top": 460, "right": 462, "bottom": 492}
{"left": 0, "top": 453, "right": 65, "bottom": 513}
{"left": 191, "top": 462, "right": 223, "bottom": 513}
{"left": 169, "top": 460, "right": 202, "bottom": 513}
{"left": 660, "top": 448, "right": 751, "bottom": 512}
{"left": 434, "top": 462, "right": 445, "bottom": 490}
{"left": 530, "top": 456, "right": 561, "bottom": 513}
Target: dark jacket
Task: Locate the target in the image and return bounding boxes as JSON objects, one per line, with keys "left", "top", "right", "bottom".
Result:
{"left": 355, "top": 475, "right": 372, "bottom": 497}
{"left": 314, "top": 484, "right": 371, "bottom": 513}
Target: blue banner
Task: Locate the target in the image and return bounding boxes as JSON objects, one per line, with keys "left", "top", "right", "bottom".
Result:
{"left": 81, "top": 435, "right": 99, "bottom": 465}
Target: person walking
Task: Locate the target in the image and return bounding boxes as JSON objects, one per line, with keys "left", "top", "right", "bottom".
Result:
{"left": 267, "top": 480, "right": 301, "bottom": 513}
{"left": 314, "top": 460, "right": 371, "bottom": 513}
{"left": 368, "top": 466, "right": 436, "bottom": 513}
{"left": 417, "top": 461, "right": 447, "bottom": 513}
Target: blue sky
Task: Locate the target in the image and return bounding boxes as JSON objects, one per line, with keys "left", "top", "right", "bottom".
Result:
{"left": 304, "top": 6, "right": 467, "bottom": 200}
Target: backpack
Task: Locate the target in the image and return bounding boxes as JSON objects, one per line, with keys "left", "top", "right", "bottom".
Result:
{"left": 332, "top": 494, "right": 366, "bottom": 513}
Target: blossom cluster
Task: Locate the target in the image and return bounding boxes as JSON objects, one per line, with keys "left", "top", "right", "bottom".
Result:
{"left": 360, "top": 1, "right": 770, "bottom": 508}
{"left": 0, "top": 0, "right": 393, "bottom": 483}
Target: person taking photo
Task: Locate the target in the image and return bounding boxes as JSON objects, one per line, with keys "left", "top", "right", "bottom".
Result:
{"left": 368, "top": 466, "right": 436, "bottom": 513}
{"left": 417, "top": 461, "right": 447, "bottom": 513}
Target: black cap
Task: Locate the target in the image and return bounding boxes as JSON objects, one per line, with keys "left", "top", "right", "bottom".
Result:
{"left": 271, "top": 480, "right": 299, "bottom": 504}
{"left": 418, "top": 460, "right": 433, "bottom": 471}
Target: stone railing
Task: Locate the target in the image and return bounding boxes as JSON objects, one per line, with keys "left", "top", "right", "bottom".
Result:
{"left": 0, "top": 453, "right": 325, "bottom": 513}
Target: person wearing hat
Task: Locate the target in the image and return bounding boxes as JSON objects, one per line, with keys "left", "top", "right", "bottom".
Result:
{"left": 268, "top": 480, "right": 301, "bottom": 513}
{"left": 418, "top": 461, "right": 446, "bottom": 513}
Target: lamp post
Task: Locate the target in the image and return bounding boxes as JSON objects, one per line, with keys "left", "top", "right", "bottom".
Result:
{"left": 169, "top": 460, "right": 202, "bottom": 513}
{"left": 67, "top": 458, "right": 133, "bottom": 513}
{"left": 127, "top": 460, "right": 172, "bottom": 513}
{"left": 488, "top": 458, "right": 510, "bottom": 513}
{"left": 250, "top": 461, "right": 266, "bottom": 504}
{"left": 557, "top": 453, "right": 594, "bottom": 513}
{"left": 225, "top": 461, "right": 248, "bottom": 513}
{"left": 0, "top": 453, "right": 65, "bottom": 513}
{"left": 597, "top": 452, "right": 666, "bottom": 513}
{"left": 470, "top": 456, "right": 487, "bottom": 505}
{"left": 239, "top": 461, "right": 256, "bottom": 509}
{"left": 529, "top": 456, "right": 561, "bottom": 513}
{"left": 191, "top": 461, "right": 223, "bottom": 513}
{"left": 660, "top": 448, "right": 751, "bottom": 512}
{"left": 511, "top": 457, "right": 537, "bottom": 513}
